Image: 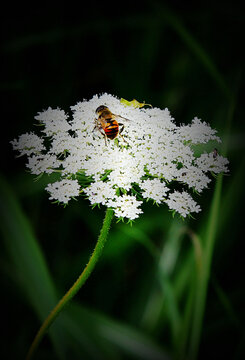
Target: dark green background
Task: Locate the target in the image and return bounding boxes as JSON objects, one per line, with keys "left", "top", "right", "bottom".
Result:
{"left": 1, "top": 1, "right": 244, "bottom": 359}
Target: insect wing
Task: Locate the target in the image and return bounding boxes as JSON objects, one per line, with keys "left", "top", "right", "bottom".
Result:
{"left": 113, "top": 114, "right": 131, "bottom": 122}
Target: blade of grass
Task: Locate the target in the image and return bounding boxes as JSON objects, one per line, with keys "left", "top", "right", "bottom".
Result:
{"left": 141, "top": 220, "right": 184, "bottom": 342}
{"left": 176, "top": 228, "right": 205, "bottom": 360}
{"left": 0, "top": 174, "right": 66, "bottom": 359}
{"left": 211, "top": 275, "right": 239, "bottom": 327}
{"left": 67, "top": 303, "right": 171, "bottom": 360}
{"left": 175, "top": 280, "right": 195, "bottom": 360}
{"left": 188, "top": 173, "right": 223, "bottom": 360}
{"left": 158, "top": 268, "right": 182, "bottom": 348}
{"left": 119, "top": 226, "right": 160, "bottom": 259}
{"left": 158, "top": 5, "right": 232, "bottom": 100}
{"left": 187, "top": 96, "right": 235, "bottom": 359}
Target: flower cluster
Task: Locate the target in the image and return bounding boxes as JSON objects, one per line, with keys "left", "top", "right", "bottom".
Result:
{"left": 11, "top": 93, "right": 229, "bottom": 220}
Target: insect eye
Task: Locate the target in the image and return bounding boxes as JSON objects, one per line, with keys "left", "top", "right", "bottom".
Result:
{"left": 96, "top": 105, "right": 107, "bottom": 113}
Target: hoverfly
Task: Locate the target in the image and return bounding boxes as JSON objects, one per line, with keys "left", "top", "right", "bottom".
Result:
{"left": 94, "top": 105, "right": 130, "bottom": 145}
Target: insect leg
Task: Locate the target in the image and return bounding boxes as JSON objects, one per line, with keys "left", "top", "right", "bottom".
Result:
{"left": 93, "top": 120, "right": 108, "bottom": 145}
{"left": 118, "top": 123, "right": 128, "bottom": 144}
{"left": 118, "top": 123, "right": 124, "bottom": 134}
{"left": 93, "top": 119, "right": 100, "bottom": 133}
{"left": 98, "top": 127, "right": 107, "bottom": 146}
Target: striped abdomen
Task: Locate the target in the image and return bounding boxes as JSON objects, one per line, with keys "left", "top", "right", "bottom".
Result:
{"left": 104, "top": 119, "right": 119, "bottom": 139}
{"left": 99, "top": 113, "right": 119, "bottom": 139}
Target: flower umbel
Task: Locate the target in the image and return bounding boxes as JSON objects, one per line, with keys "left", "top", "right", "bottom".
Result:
{"left": 11, "top": 93, "right": 229, "bottom": 220}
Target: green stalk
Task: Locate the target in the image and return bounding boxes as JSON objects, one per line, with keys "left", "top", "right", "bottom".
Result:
{"left": 26, "top": 208, "right": 114, "bottom": 360}
{"left": 187, "top": 97, "right": 235, "bottom": 360}
{"left": 188, "top": 175, "right": 223, "bottom": 360}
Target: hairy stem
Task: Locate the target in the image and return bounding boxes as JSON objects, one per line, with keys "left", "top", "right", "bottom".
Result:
{"left": 26, "top": 208, "right": 114, "bottom": 360}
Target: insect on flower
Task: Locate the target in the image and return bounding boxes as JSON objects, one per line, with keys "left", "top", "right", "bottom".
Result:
{"left": 94, "top": 105, "right": 130, "bottom": 145}
{"left": 213, "top": 148, "right": 218, "bottom": 158}
{"left": 10, "top": 93, "right": 229, "bottom": 220}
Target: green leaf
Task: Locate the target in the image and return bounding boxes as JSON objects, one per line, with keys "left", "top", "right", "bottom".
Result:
{"left": 0, "top": 174, "right": 66, "bottom": 359}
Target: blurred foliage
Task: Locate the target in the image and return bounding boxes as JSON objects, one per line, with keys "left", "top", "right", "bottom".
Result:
{"left": 0, "top": 1, "right": 244, "bottom": 359}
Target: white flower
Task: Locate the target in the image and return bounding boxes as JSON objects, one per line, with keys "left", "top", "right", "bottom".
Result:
{"left": 106, "top": 149, "right": 144, "bottom": 191}
{"left": 35, "top": 107, "right": 71, "bottom": 136}
{"left": 26, "top": 154, "right": 60, "bottom": 175}
{"left": 165, "top": 191, "right": 201, "bottom": 218}
{"left": 177, "top": 117, "right": 221, "bottom": 144}
{"left": 195, "top": 152, "right": 229, "bottom": 173}
{"left": 141, "top": 178, "right": 169, "bottom": 203}
{"left": 108, "top": 195, "right": 143, "bottom": 220}
{"left": 49, "top": 133, "right": 74, "bottom": 155}
{"left": 11, "top": 93, "right": 229, "bottom": 220}
{"left": 83, "top": 181, "right": 116, "bottom": 205}
{"left": 176, "top": 166, "right": 211, "bottom": 193}
{"left": 46, "top": 179, "right": 80, "bottom": 204}
{"left": 10, "top": 132, "right": 45, "bottom": 156}
{"left": 62, "top": 155, "right": 83, "bottom": 175}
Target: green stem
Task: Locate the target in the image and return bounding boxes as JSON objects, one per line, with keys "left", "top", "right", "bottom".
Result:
{"left": 187, "top": 176, "right": 223, "bottom": 360}
{"left": 187, "top": 94, "right": 235, "bottom": 360}
{"left": 26, "top": 208, "right": 114, "bottom": 360}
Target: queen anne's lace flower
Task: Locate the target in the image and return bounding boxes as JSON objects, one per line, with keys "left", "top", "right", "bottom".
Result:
{"left": 11, "top": 93, "right": 229, "bottom": 220}
{"left": 35, "top": 107, "right": 71, "bottom": 136}
{"left": 165, "top": 191, "right": 201, "bottom": 218}
{"left": 45, "top": 179, "right": 80, "bottom": 204}
{"left": 177, "top": 117, "right": 222, "bottom": 144}
{"left": 11, "top": 132, "right": 45, "bottom": 156}
{"left": 108, "top": 195, "right": 143, "bottom": 220}
{"left": 141, "top": 179, "right": 169, "bottom": 204}
{"left": 26, "top": 154, "right": 61, "bottom": 175}
{"left": 83, "top": 181, "right": 117, "bottom": 206}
